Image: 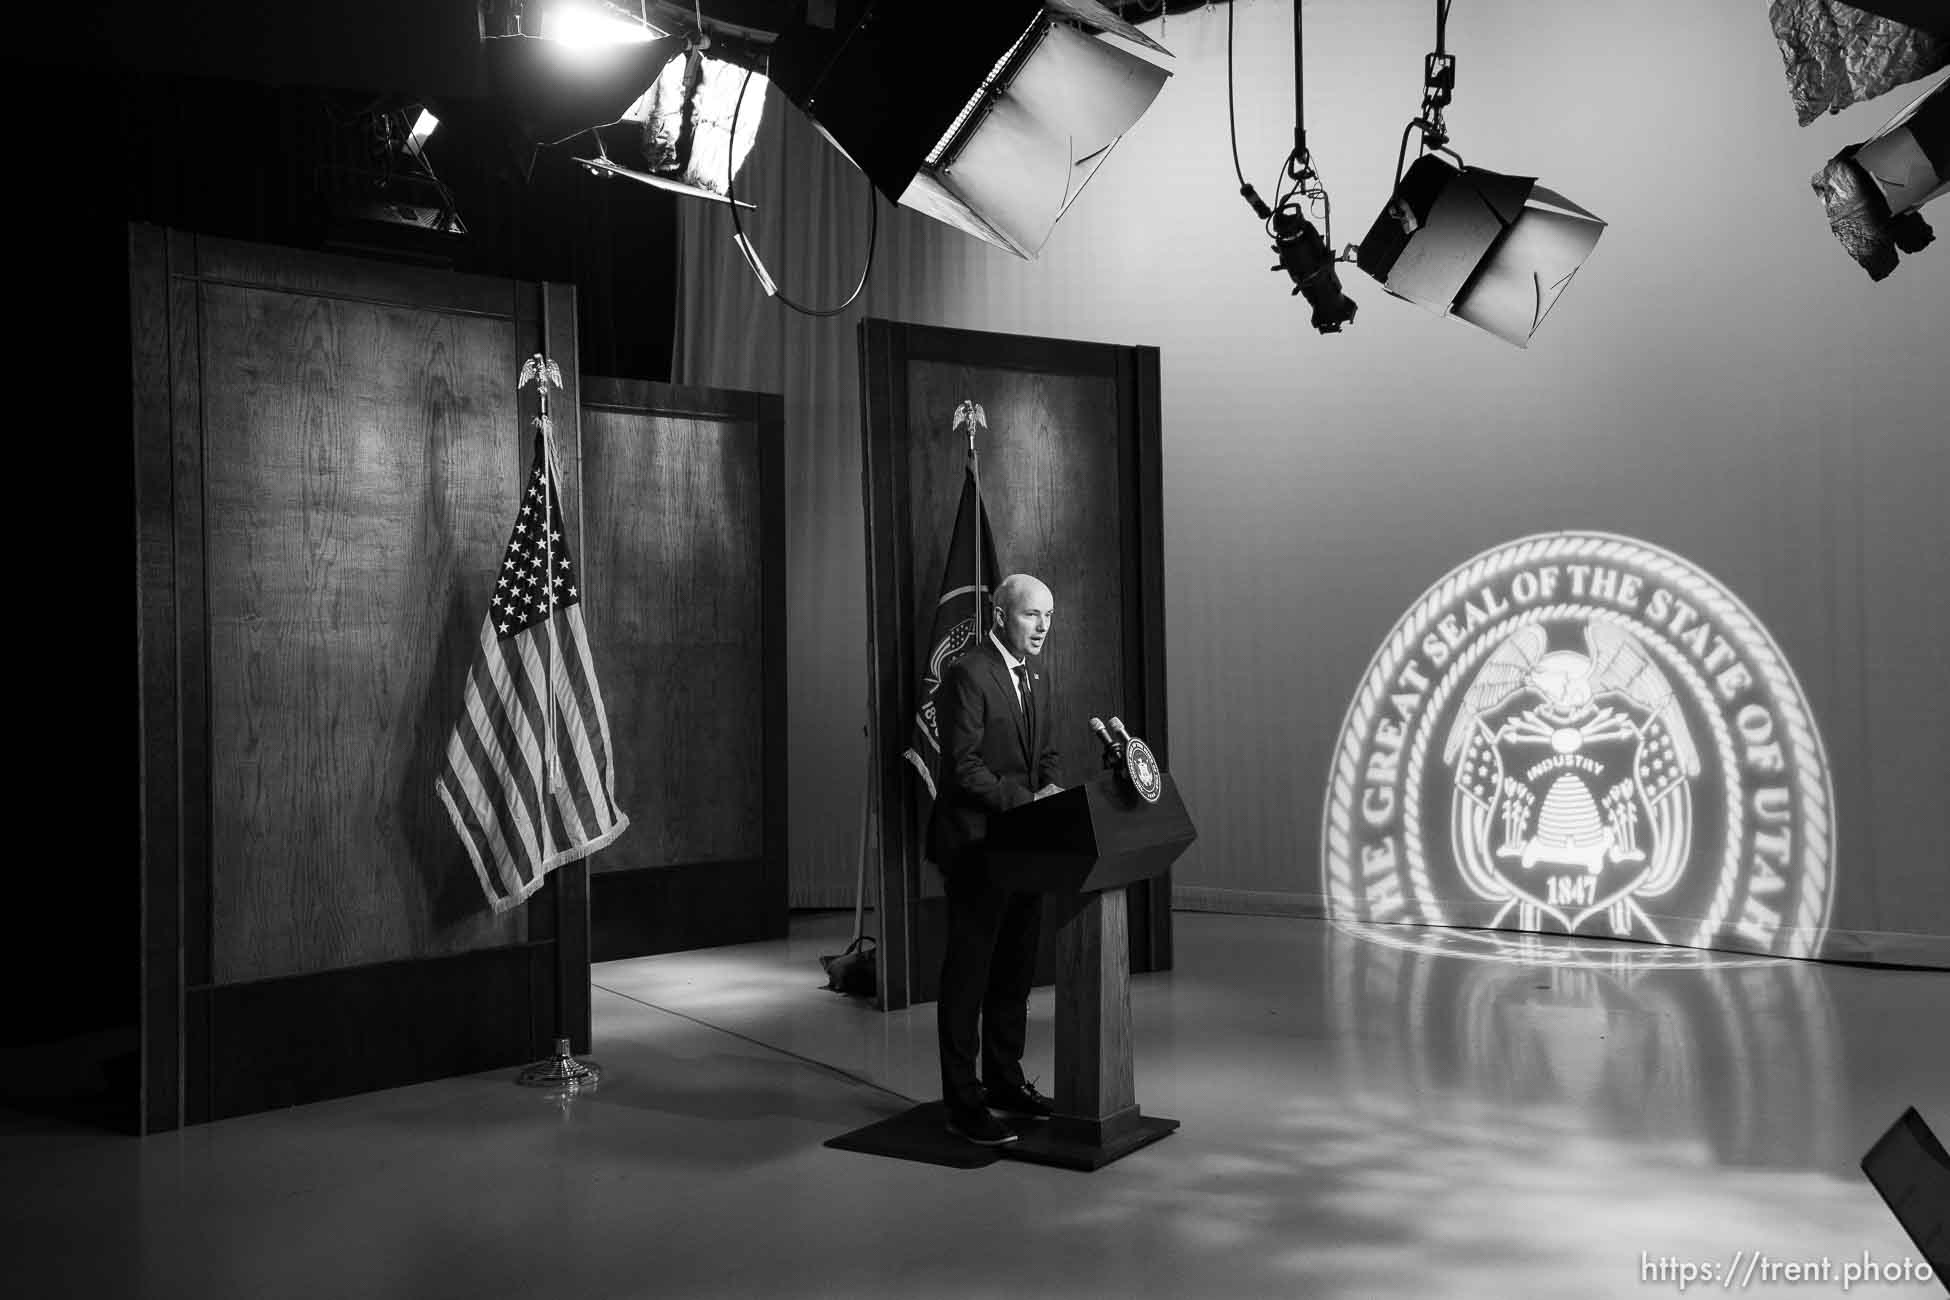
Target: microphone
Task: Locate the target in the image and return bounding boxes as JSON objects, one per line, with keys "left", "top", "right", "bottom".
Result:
{"left": 1089, "top": 716, "right": 1124, "bottom": 769}
{"left": 1107, "top": 717, "right": 1133, "bottom": 752}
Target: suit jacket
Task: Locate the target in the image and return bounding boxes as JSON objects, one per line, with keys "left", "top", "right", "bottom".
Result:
{"left": 926, "top": 638, "right": 1061, "bottom": 869}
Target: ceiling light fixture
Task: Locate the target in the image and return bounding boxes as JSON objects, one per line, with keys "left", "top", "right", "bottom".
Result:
{"left": 1810, "top": 73, "right": 1947, "bottom": 279}
{"left": 1227, "top": 0, "right": 1357, "bottom": 333}
{"left": 480, "top": 0, "right": 764, "bottom": 205}
{"left": 524, "top": 0, "right": 665, "bottom": 47}
{"left": 1353, "top": 0, "right": 1606, "bottom": 348}
{"left": 767, "top": 1, "right": 1173, "bottom": 259}
{"left": 322, "top": 99, "right": 467, "bottom": 263}
{"left": 407, "top": 108, "right": 440, "bottom": 156}
{"left": 575, "top": 37, "right": 767, "bottom": 208}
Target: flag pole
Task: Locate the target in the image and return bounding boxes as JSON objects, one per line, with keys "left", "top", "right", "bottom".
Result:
{"left": 538, "top": 367, "right": 558, "bottom": 847}
{"left": 969, "top": 409, "right": 983, "bottom": 636}
{"left": 516, "top": 301, "right": 598, "bottom": 1094}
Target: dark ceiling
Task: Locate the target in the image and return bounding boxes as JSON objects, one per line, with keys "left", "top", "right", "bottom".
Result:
{"left": 13, "top": 2, "right": 1224, "bottom": 388}
{"left": 37, "top": 2, "right": 1214, "bottom": 101}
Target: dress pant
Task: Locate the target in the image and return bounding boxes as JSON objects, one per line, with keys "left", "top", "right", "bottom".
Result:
{"left": 936, "top": 846, "right": 1044, "bottom": 1112}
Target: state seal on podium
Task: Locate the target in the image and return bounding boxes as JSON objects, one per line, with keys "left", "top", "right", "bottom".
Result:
{"left": 1124, "top": 737, "right": 1163, "bottom": 803}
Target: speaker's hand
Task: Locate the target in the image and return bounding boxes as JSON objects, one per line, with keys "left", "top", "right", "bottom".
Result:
{"left": 1033, "top": 783, "right": 1064, "bottom": 801}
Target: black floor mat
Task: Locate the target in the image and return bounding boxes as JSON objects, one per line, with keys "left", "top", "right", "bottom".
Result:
{"left": 824, "top": 1100, "right": 1009, "bottom": 1169}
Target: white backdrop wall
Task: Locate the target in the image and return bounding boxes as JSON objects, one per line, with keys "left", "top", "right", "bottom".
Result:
{"left": 675, "top": 0, "right": 1949, "bottom": 961}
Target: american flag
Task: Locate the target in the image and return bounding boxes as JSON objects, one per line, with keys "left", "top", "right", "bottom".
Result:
{"left": 435, "top": 428, "right": 628, "bottom": 912}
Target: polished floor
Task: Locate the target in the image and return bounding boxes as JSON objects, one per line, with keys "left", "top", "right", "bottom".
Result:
{"left": 4, "top": 911, "right": 1946, "bottom": 1299}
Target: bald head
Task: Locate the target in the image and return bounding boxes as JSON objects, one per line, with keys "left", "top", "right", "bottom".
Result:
{"left": 992, "top": 573, "right": 1053, "bottom": 658}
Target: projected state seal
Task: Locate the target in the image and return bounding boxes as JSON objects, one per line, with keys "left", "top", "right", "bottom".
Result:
{"left": 1323, "top": 533, "right": 1833, "bottom": 959}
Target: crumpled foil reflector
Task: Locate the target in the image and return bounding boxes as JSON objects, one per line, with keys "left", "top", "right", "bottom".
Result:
{"left": 1771, "top": 0, "right": 1947, "bottom": 124}
{"left": 1810, "top": 151, "right": 1935, "bottom": 278}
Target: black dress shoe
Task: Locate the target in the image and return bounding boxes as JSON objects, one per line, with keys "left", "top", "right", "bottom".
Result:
{"left": 983, "top": 1079, "right": 1055, "bottom": 1120}
{"left": 946, "top": 1106, "right": 1018, "bottom": 1146}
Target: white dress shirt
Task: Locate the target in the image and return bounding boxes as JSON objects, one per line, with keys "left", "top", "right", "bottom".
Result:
{"left": 990, "top": 630, "right": 1027, "bottom": 710}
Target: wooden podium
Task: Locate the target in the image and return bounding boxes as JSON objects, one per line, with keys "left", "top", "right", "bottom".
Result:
{"left": 983, "top": 769, "right": 1197, "bottom": 1170}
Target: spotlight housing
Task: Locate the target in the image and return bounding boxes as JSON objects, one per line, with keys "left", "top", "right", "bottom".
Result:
{"left": 406, "top": 108, "right": 439, "bottom": 156}
{"left": 1270, "top": 200, "right": 1358, "bottom": 333}
{"left": 322, "top": 99, "right": 467, "bottom": 264}
{"left": 480, "top": 28, "right": 686, "bottom": 146}
{"left": 529, "top": 0, "right": 665, "bottom": 46}
{"left": 768, "top": 1, "right": 1173, "bottom": 258}
{"left": 1811, "top": 74, "right": 1947, "bottom": 280}
{"left": 1356, "top": 153, "right": 1605, "bottom": 348}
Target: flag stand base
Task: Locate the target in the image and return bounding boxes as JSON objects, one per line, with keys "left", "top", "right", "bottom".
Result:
{"left": 515, "top": 1037, "right": 602, "bottom": 1091}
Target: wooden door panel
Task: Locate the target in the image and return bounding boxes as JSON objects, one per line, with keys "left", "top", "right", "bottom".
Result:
{"left": 200, "top": 283, "right": 523, "bottom": 982}
{"left": 579, "top": 380, "right": 786, "bottom": 960}
{"left": 583, "top": 406, "right": 765, "bottom": 870}
{"left": 134, "top": 227, "right": 587, "bottom": 1130}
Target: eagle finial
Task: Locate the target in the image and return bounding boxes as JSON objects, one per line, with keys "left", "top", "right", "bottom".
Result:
{"left": 952, "top": 400, "right": 987, "bottom": 439}
{"left": 519, "top": 353, "right": 563, "bottom": 392}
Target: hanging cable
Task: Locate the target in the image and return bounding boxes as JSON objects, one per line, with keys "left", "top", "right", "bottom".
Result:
{"left": 1226, "top": 0, "right": 1250, "bottom": 193}
{"left": 723, "top": 62, "right": 878, "bottom": 318}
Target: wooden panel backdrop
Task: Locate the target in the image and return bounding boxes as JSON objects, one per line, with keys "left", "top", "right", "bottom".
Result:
{"left": 132, "top": 226, "right": 590, "bottom": 1130}
{"left": 200, "top": 276, "right": 516, "bottom": 980}
{"left": 862, "top": 319, "right": 1171, "bottom": 1010}
{"left": 579, "top": 379, "right": 787, "bottom": 959}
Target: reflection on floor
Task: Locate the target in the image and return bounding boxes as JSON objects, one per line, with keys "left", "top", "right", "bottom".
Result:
{"left": 4, "top": 912, "right": 1946, "bottom": 1298}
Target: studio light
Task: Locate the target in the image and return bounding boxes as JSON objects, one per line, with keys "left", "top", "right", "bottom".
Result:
{"left": 480, "top": 28, "right": 686, "bottom": 147}
{"left": 480, "top": 2, "right": 764, "bottom": 205}
{"left": 1352, "top": 1, "right": 1605, "bottom": 347}
{"left": 406, "top": 108, "right": 439, "bottom": 157}
{"left": 1228, "top": 0, "right": 1356, "bottom": 334}
{"left": 768, "top": 1, "right": 1173, "bottom": 258}
{"left": 478, "top": 0, "right": 685, "bottom": 149}
{"left": 1811, "top": 74, "right": 1948, "bottom": 279}
{"left": 530, "top": 0, "right": 664, "bottom": 46}
{"left": 1357, "top": 153, "right": 1605, "bottom": 348}
{"left": 1271, "top": 199, "right": 1358, "bottom": 333}
{"left": 322, "top": 99, "right": 467, "bottom": 263}
{"left": 575, "top": 45, "right": 766, "bottom": 208}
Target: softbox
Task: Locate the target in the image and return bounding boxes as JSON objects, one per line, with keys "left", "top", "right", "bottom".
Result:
{"left": 769, "top": 1, "right": 1172, "bottom": 258}
{"left": 1357, "top": 153, "right": 1606, "bottom": 348}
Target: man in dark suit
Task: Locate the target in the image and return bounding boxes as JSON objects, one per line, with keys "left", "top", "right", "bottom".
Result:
{"left": 928, "top": 572, "right": 1063, "bottom": 1146}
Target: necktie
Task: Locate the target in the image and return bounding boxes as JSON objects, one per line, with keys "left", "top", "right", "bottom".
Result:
{"left": 1015, "top": 664, "right": 1034, "bottom": 761}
